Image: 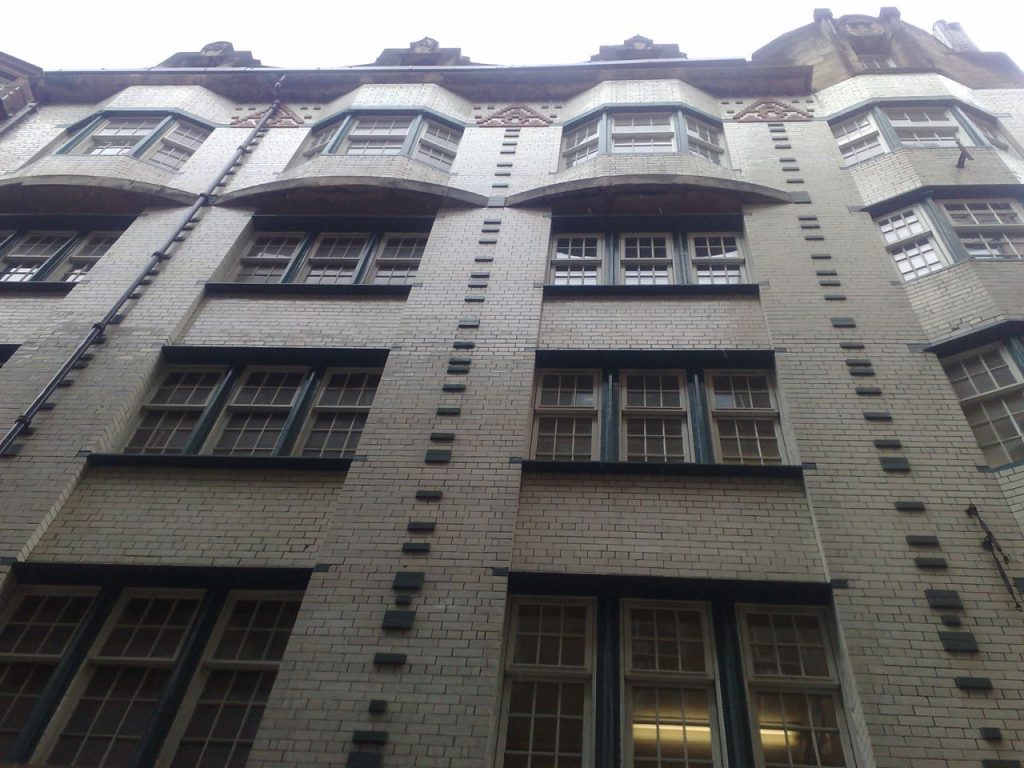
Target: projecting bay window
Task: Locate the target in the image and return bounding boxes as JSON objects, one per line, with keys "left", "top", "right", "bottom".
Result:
{"left": 874, "top": 207, "right": 949, "bottom": 280}
{"left": 301, "top": 111, "right": 463, "bottom": 170}
{"left": 230, "top": 223, "right": 430, "bottom": 287}
{"left": 610, "top": 113, "right": 676, "bottom": 154}
{"left": 561, "top": 108, "right": 727, "bottom": 169}
{"left": 941, "top": 342, "right": 1024, "bottom": 468}
{"left": 0, "top": 572, "right": 305, "bottom": 768}
{"left": 125, "top": 365, "right": 381, "bottom": 459}
{"left": 831, "top": 113, "right": 885, "bottom": 165}
{"left": 497, "top": 596, "right": 855, "bottom": 768}
{"left": 531, "top": 367, "right": 785, "bottom": 466}
{"left": 831, "top": 103, "right": 1012, "bottom": 167}
{"left": 874, "top": 198, "right": 1024, "bottom": 281}
{"left": 883, "top": 107, "right": 964, "bottom": 147}
{"left": 60, "top": 114, "right": 212, "bottom": 171}
{"left": 940, "top": 199, "right": 1024, "bottom": 259}
{"left": 0, "top": 229, "right": 122, "bottom": 283}
{"left": 546, "top": 219, "right": 748, "bottom": 287}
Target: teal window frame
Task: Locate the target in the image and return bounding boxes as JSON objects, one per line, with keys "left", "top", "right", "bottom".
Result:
{"left": 0, "top": 566, "right": 308, "bottom": 768}
{"left": 125, "top": 362, "right": 382, "bottom": 459}
{"left": 301, "top": 109, "right": 465, "bottom": 170}
{"left": 0, "top": 227, "right": 124, "bottom": 284}
{"left": 873, "top": 195, "right": 1024, "bottom": 281}
{"left": 57, "top": 111, "right": 214, "bottom": 171}
{"left": 230, "top": 217, "right": 433, "bottom": 286}
{"left": 831, "top": 100, "right": 1011, "bottom": 167}
{"left": 531, "top": 365, "right": 784, "bottom": 466}
{"left": 498, "top": 578, "right": 854, "bottom": 768}
{"left": 547, "top": 215, "right": 747, "bottom": 287}
{"left": 560, "top": 105, "right": 727, "bottom": 170}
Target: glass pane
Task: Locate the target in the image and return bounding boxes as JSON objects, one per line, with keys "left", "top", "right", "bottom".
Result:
{"left": 99, "top": 597, "right": 200, "bottom": 660}
{"left": 503, "top": 681, "right": 586, "bottom": 765}
{"left": 511, "top": 603, "right": 588, "bottom": 668}
{"left": 630, "top": 608, "right": 705, "bottom": 673}
{"left": 48, "top": 666, "right": 169, "bottom": 768}
{"left": 171, "top": 670, "right": 276, "bottom": 768}
{"left": 539, "top": 374, "right": 595, "bottom": 408}
{"left": 631, "top": 686, "right": 714, "bottom": 767}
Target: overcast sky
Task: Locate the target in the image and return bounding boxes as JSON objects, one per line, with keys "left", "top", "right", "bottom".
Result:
{"left": 4, "top": 2, "right": 1019, "bottom": 71}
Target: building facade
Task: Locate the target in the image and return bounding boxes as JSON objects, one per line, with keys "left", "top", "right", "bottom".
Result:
{"left": 0, "top": 8, "right": 1023, "bottom": 768}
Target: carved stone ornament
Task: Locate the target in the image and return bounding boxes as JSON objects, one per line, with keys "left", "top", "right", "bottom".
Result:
{"left": 476, "top": 105, "right": 553, "bottom": 128}
{"left": 733, "top": 99, "right": 813, "bottom": 122}
{"left": 411, "top": 37, "right": 439, "bottom": 53}
{"left": 200, "top": 41, "right": 235, "bottom": 57}
{"left": 230, "top": 104, "right": 306, "bottom": 128}
{"left": 841, "top": 18, "right": 886, "bottom": 37}
{"left": 625, "top": 35, "right": 654, "bottom": 50}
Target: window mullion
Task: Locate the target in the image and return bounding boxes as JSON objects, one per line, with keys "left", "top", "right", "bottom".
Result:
{"left": 274, "top": 368, "right": 322, "bottom": 456}
{"left": 674, "top": 110, "right": 687, "bottom": 154}
{"left": 280, "top": 231, "right": 318, "bottom": 284}
{"left": 402, "top": 115, "right": 424, "bottom": 157}
{"left": 951, "top": 106, "right": 984, "bottom": 146}
{"left": 7, "top": 586, "right": 121, "bottom": 763}
{"left": 688, "top": 370, "right": 713, "bottom": 463}
{"left": 675, "top": 231, "right": 690, "bottom": 284}
{"left": 923, "top": 198, "right": 970, "bottom": 264}
{"left": 608, "top": 231, "right": 618, "bottom": 285}
{"left": 130, "top": 588, "right": 227, "bottom": 768}
{"left": 31, "top": 234, "right": 84, "bottom": 282}
{"left": 324, "top": 115, "right": 352, "bottom": 154}
{"left": 57, "top": 115, "right": 105, "bottom": 155}
{"left": 598, "top": 113, "right": 610, "bottom": 155}
{"left": 594, "top": 595, "right": 620, "bottom": 768}
{"left": 183, "top": 367, "right": 239, "bottom": 454}
{"left": 602, "top": 370, "right": 618, "bottom": 462}
{"left": 711, "top": 601, "right": 756, "bottom": 768}
{"left": 873, "top": 106, "right": 900, "bottom": 150}
{"left": 132, "top": 115, "right": 174, "bottom": 159}
{"left": 353, "top": 232, "right": 382, "bottom": 284}
{"left": 1006, "top": 337, "right": 1024, "bottom": 372}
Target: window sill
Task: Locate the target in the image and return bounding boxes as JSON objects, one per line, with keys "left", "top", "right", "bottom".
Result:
{"left": 204, "top": 283, "right": 412, "bottom": 298}
{"left": 0, "top": 281, "right": 76, "bottom": 295}
{"left": 86, "top": 453, "right": 352, "bottom": 470}
{"left": 979, "top": 457, "right": 1024, "bottom": 473}
{"left": 519, "top": 460, "right": 803, "bottom": 479}
{"left": 542, "top": 284, "right": 758, "bottom": 298}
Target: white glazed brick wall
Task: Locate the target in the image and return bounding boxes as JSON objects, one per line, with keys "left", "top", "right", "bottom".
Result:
{"left": 561, "top": 79, "right": 721, "bottom": 122}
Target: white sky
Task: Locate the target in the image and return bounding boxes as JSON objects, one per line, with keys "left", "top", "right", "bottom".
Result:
{"left": 3, "top": 1, "right": 1020, "bottom": 71}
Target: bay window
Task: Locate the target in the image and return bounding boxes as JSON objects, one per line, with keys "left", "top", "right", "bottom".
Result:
{"left": 831, "top": 102, "right": 1011, "bottom": 167}
{"left": 874, "top": 198, "right": 1024, "bottom": 281}
{"left": 301, "top": 111, "right": 463, "bottom": 171}
{"left": 60, "top": 114, "right": 212, "bottom": 172}
{"left": 941, "top": 342, "right": 1024, "bottom": 468}
{"left": 561, "top": 108, "right": 726, "bottom": 169}
{"left": 0, "top": 228, "right": 122, "bottom": 284}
